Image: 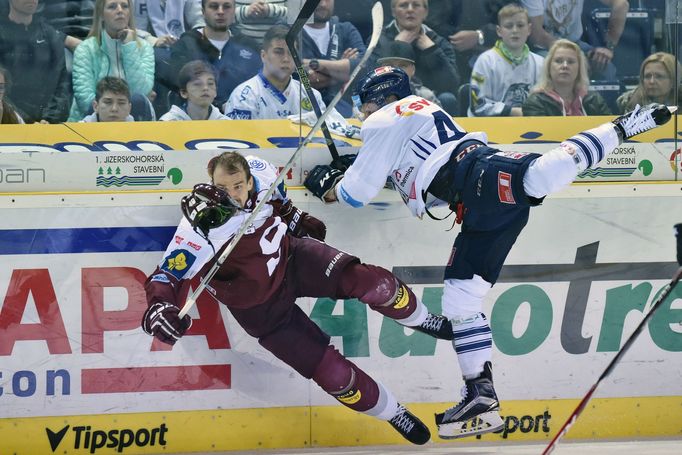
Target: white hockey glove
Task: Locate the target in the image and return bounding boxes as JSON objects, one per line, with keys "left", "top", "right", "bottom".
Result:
{"left": 287, "top": 111, "right": 361, "bottom": 140}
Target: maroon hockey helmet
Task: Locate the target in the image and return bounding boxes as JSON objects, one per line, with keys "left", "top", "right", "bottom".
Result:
{"left": 181, "top": 183, "right": 241, "bottom": 236}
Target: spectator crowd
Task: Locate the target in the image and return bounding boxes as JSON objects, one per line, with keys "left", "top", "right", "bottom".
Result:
{"left": 0, "top": 0, "right": 679, "bottom": 124}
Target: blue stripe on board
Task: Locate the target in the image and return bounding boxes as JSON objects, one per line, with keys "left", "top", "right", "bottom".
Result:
{"left": 0, "top": 227, "right": 176, "bottom": 255}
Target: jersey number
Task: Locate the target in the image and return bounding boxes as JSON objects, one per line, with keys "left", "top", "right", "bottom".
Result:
{"left": 433, "top": 111, "right": 465, "bottom": 144}
{"left": 260, "top": 220, "right": 288, "bottom": 276}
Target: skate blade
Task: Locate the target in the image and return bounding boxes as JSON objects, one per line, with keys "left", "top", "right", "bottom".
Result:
{"left": 437, "top": 411, "right": 504, "bottom": 440}
{"left": 667, "top": 106, "right": 678, "bottom": 114}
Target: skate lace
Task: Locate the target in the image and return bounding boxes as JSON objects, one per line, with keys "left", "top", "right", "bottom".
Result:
{"left": 621, "top": 104, "right": 656, "bottom": 136}
{"left": 420, "top": 313, "right": 444, "bottom": 332}
{"left": 444, "top": 385, "right": 470, "bottom": 415}
{"left": 389, "top": 406, "right": 415, "bottom": 433}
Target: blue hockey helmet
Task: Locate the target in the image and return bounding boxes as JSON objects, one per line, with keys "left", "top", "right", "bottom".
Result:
{"left": 352, "top": 66, "right": 412, "bottom": 112}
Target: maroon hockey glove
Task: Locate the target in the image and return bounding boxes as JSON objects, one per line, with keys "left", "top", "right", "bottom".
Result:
{"left": 275, "top": 200, "right": 327, "bottom": 241}
{"left": 141, "top": 302, "right": 192, "bottom": 346}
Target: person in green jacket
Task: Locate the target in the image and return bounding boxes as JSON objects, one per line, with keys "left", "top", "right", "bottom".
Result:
{"left": 522, "top": 39, "right": 610, "bottom": 116}
{"left": 68, "top": 0, "right": 155, "bottom": 122}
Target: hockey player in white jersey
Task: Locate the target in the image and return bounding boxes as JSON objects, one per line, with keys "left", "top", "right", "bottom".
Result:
{"left": 224, "top": 24, "right": 358, "bottom": 139}
{"left": 304, "top": 65, "right": 675, "bottom": 439}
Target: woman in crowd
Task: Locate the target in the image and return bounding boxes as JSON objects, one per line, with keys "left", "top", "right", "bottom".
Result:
{"left": 0, "top": 66, "right": 24, "bottom": 124}
{"left": 617, "top": 52, "right": 682, "bottom": 113}
{"left": 522, "top": 39, "right": 610, "bottom": 116}
{"left": 69, "top": 0, "right": 155, "bottom": 121}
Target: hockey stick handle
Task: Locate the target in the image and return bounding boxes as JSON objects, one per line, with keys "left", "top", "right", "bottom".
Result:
{"left": 178, "top": 2, "right": 384, "bottom": 319}
{"left": 285, "top": 0, "right": 340, "bottom": 161}
{"left": 542, "top": 265, "right": 682, "bottom": 455}
{"left": 675, "top": 223, "right": 681, "bottom": 266}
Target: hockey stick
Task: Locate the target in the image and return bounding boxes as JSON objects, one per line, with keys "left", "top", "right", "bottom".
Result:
{"left": 178, "top": 2, "right": 384, "bottom": 318}
{"left": 542, "top": 223, "right": 682, "bottom": 455}
{"left": 285, "top": 0, "right": 340, "bottom": 163}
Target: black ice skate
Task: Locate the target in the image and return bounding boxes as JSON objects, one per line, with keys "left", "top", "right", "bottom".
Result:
{"left": 612, "top": 103, "right": 676, "bottom": 140}
{"left": 435, "top": 361, "right": 504, "bottom": 439}
{"left": 388, "top": 404, "right": 431, "bottom": 445}
{"left": 411, "top": 313, "right": 454, "bottom": 340}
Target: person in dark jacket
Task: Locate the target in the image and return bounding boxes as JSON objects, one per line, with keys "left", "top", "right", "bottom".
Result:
{"left": 372, "top": 0, "right": 459, "bottom": 114}
{"left": 169, "top": 0, "right": 261, "bottom": 109}
{"left": 0, "top": 0, "right": 72, "bottom": 123}
{"left": 523, "top": 39, "right": 610, "bottom": 116}
{"left": 427, "top": 0, "right": 516, "bottom": 84}
{"left": 301, "top": 0, "right": 367, "bottom": 117}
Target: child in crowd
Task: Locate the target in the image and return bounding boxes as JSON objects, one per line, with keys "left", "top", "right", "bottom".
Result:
{"left": 80, "top": 76, "right": 134, "bottom": 122}
{"left": 160, "top": 60, "right": 230, "bottom": 121}
{"left": 469, "top": 3, "right": 543, "bottom": 117}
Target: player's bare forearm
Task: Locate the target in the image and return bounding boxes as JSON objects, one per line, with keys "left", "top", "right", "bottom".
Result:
{"left": 318, "top": 59, "right": 352, "bottom": 83}
{"left": 603, "top": 0, "right": 629, "bottom": 45}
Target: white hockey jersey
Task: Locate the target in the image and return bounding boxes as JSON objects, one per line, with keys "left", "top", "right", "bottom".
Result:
{"left": 336, "top": 95, "right": 488, "bottom": 218}
{"left": 469, "top": 46, "right": 544, "bottom": 117}
{"left": 223, "top": 72, "right": 358, "bottom": 138}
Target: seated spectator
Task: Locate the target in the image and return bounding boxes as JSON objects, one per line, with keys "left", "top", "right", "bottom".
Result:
{"left": 523, "top": 39, "right": 611, "bottom": 116}
{"left": 0, "top": 65, "right": 24, "bottom": 124}
{"left": 0, "top": 0, "right": 72, "bottom": 123}
{"left": 134, "top": 0, "right": 205, "bottom": 115}
{"left": 373, "top": 0, "right": 459, "bottom": 114}
{"left": 224, "top": 25, "right": 356, "bottom": 138}
{"left": 170, "top": 0, "right": 261, "bottom": 109}
{"left": 81, "top": 76, "right": 134, "bottom": 122}
{"left": 301, "top": 0, "right": 366, "bottom": 117}
{"left": 334, "top": 0, "right": 378, "bottom": 42}
{"left": 376, "top": 41, "right": 439, "bottom": 105}
{"left": 134, "top": 0, "right": 204, "bottom": 47}
{"left": 521, "top": 0, "right": 628, "bottom": 80}
{"left": 69, "top": 0, "right": 155, "bottom": 122}
{"left": 160, "top": 60, "right": 228, "bottom": 120}
{"left": 617, "top": 52, "right": 682, "bottom": 113}
{"left": 234, "top": 0, "right": 288, "bottom": 47}
{"left": 469, "top": 3, "right": 543, "bottom": 117}
{"left": 425, "top": 0, "right": 516, "bottom": 84}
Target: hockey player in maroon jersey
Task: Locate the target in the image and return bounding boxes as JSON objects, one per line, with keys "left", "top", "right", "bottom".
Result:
{"left": 142, "top": 151, "right": 456, "bottom": 445}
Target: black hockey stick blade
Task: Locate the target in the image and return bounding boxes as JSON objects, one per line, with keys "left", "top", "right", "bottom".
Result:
{"left": 542, "top": 264, "right": 682, "bottom": 454}
{"left": 286, "top": 0, "right": 340, "bottom": 161}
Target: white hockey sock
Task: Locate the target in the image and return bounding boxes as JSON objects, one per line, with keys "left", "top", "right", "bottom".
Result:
{"left": 523, "top": 146, "right": 579, "bottom": 198}
{"left": 442, "top": 276, "right": 492, "bottom": 378}
{"left": 363, "top": 381, "right": 399, "bottom": 421}
{"left": 451, "top": 312, "right": 492, "bottom": 379}
{"left": 562, "top": 123, "right": 620, "bottom": 172}
{"left": 394, "top": 298, "right": 427, "bottom": 327}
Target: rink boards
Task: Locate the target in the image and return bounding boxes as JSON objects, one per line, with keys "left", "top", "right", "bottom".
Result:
{"left": 0, "top": 117, "right": 681, "bottom": 454}
{"left": 0, "top": 182, "right": 680, "bottom": 454}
